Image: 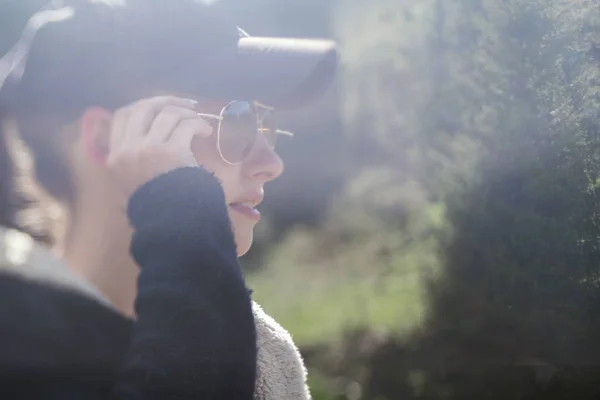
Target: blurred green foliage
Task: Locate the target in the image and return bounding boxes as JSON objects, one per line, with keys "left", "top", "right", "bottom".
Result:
{"left": 231, "top": 0, "right": 600, "bottom": 398}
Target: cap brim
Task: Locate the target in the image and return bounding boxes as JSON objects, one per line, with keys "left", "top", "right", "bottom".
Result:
{"left": 185, "top": 36, "right": 338, "bottom": 109}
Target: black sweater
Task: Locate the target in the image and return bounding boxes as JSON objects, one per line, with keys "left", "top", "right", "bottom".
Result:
{"left": 0, "top": 167, "right": 257, "bottom": 399}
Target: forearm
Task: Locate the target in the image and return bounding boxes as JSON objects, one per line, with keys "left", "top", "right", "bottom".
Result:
{"left": 112, "top": 167, "right": 256, "bottom": 399}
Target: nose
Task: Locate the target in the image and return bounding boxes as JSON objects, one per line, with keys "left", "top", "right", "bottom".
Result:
{"left": 242, "top": 134, "right": 284, "bottom": 182}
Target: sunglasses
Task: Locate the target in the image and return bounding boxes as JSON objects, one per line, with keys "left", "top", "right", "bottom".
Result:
{"left": 196, "top": 100, "right": 293, "bottom": 165}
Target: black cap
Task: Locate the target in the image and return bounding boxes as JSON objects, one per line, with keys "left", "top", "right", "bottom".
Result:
{"left": 0, "top": 0, "right": 338, "bottom": 113}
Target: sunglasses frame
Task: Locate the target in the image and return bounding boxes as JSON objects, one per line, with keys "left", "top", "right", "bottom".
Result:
{"left": 197, "top": 100, "right": 293, "bottom": 165}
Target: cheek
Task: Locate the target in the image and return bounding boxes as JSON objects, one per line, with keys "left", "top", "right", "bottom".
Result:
{"left": 191, "top": 135, "right": 237, "bottom": 200}
{"left": 191, "top": 135, "right": 223, "bottom": 175}
{"left": 191, "top": 135, "right": 255, "bottom": 256}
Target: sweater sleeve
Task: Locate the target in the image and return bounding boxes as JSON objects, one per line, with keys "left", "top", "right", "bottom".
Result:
{"left": 111, "top": 166, "right": 257, "bottom": 400}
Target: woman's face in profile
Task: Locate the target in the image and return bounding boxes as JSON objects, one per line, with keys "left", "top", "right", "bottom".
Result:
{"left": 190, "top": 101, "right": 284, "bottom": 256}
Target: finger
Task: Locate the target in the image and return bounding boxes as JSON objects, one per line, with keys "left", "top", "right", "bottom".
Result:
{"left": 162, "top": 118, "right": 213, "bottom": 149}
{"left": 109, "top": 107, "right": 131, "bottom": 153}
{"left": 180, "top": 117, "right": 214, "bottom": 140}
{"left": 145, "top": 106, "right": 203, "bottom": 143}
{"left": 123, "top": 96, "right": 198, "bottom": 144}
{"left": 168, "top": 128, "right": 199, "bottom": 167}
{"left": 168, "top": 120, "right": 209, "bottom": 151}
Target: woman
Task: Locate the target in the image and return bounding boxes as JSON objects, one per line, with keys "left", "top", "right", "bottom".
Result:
{"left": 1, "top": 1, "right": 337, "bottom": 399}
{"left": 0, "top": 104, "right": 257, "bottom": 399}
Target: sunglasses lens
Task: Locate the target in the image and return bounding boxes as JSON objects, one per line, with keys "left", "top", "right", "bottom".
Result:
{"left": 218, "top": 101, "right": 257, "bottom": 164}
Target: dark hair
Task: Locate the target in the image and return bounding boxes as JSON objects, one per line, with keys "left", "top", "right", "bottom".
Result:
{"left": 0, "top": 2, "right": 77, "bottom": 242}
{"left": 0, "top": 106, "right": 20, "bottom": 231}
{"left": 0, "top": 104, "right": 70, "bottom": 244}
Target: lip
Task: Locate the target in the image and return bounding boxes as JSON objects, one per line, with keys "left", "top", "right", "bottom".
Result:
{"left": 228, "top": 194, "right": 263, "bottom": 222}
{"left": 228, "top": 203, "right": 261, "bottom": 221}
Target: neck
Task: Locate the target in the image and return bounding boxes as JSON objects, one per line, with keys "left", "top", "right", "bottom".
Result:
{"left": 57, "top": 201, "right": 138, "bottom": 318}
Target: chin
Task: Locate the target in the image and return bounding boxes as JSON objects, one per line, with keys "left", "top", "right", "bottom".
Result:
{"left": 235, "top": 233, "right": 253, "bottom": 257}
{"left": 228, "top": 211, "right": 256, "bottom": 257}
{"left": 232, "top": 223, "right": 254, "bottom": 257}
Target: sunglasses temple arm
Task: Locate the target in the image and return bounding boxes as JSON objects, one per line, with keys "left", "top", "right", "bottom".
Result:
{"left": 275, "top": 129, "right": 294, "bottom": 137}
{"left": 196, "top": 113, "right": 223, "bottom": 121}
{"left": 258, "top": 127, "right": 294, "bottom": 137}
{"left": 197, "top": 112, "right": 293, "bottom": 137}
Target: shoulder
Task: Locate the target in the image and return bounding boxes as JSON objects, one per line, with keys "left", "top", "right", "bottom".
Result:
{"left": 0, "top": 227, "right": 130, "bottom": 375}
{"left": 252, "top": 301, "right": 311, "bottom": 400}
{"left": 0, "top": 227, "right": 111, "bottom": 306}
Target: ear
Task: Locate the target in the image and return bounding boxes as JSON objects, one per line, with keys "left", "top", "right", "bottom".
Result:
{"left": 80, "top": 107, "right": 112, "bottom": 165}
